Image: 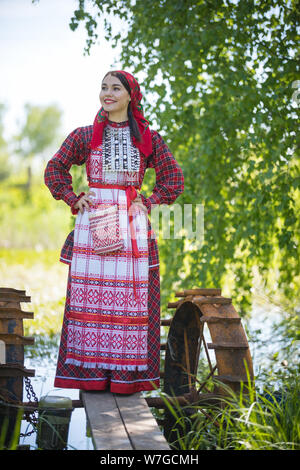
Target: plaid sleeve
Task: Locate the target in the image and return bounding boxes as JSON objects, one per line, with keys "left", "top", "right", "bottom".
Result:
{"left": 140, "top": 130, "right": 184, "bottom": 214}
{"left": 44, "top": 126, "right": 91, "bottom": 214}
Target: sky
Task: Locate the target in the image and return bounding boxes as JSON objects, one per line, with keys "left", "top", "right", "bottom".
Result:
{"left": 0, "top": 0, "right": 124, "bottom": 140}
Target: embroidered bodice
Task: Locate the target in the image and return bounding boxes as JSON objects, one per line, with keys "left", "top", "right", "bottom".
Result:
{"left": 44, "top": 123, "right": 184, "bottom": 218}
{"left": 87, "top": 120, "right": 141, "bottom": 187}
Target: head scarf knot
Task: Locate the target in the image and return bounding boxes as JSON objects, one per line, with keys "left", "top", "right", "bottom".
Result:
{"left": 90, "top": 70, "right": 152, "bottom": 157}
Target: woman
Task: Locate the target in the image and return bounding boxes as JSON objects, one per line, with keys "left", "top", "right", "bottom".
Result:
{"left": 44, "top": 70, "right": 184, "bottom": 394}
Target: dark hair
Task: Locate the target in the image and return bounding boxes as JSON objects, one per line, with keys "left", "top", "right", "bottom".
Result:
{"left": 103, "top": 71, "right": 142, "bottom": 142}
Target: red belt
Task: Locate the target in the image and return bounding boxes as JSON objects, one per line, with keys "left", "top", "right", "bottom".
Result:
{"left": 88, "top": 183, "right": 143, "bottom": 300}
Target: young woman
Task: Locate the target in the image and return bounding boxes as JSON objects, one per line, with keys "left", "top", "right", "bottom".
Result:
{"left": 44, "top": 70, "right": 184, "bottom": 394}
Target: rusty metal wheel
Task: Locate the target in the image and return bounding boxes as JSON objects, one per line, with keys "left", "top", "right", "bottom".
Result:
{"left": 159, "top": 288, "right": 254, "bottom": 445}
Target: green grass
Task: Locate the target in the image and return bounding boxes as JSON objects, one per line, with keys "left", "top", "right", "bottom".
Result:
{"left": 0, "top": 409, "right": 24, "bottom": 450}
{"left": 160, "top": 374, "right": 300, "bottom": 450}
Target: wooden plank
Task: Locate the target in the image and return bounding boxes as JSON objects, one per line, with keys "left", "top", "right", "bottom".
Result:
{"left": 145, "top": 393, "right": 221, "bottom": 408}
{"left": 114, "top": 393, "right": 170, "bottom": 450}
{"left": 0, "top": 307, "right": 34, "bottom": 319}
{"left": 167, "top": 300, "right": 184, "bottom": 308}
{"left": 214, "top": 375, "right": 250, "bottom": 383}
{"left": 0, "top": 295, "right": 31, "bottom": 303}
{"left": 175, "top": 288, "right": 222, "bottom": 297}
{"left": 193, "top": 296, "right": 232, "bottom": 305}
{"left": 0, "top": 288, "right": 26, "bottom": 294}
{"left": 81, "top": 391, "right": 133, "bottom": 450}
{"left": 200, "top": 316, "right": 241, "bottom": 324}
{"left": 207, "top": 342, "right": 248, "bottom": 350}
{"left": 0, "top": 333, "right": 34, "bottom": 345}
{"left": 82, "top": 390, "right": 170, "bottom": 451}
{"left": 0, "top": 364, "right": 35, "bottom": 377}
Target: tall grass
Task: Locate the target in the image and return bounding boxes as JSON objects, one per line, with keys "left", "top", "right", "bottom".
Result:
{"left": 160, "top": 372, "right": 300, "bottom": 450}
{"left": 0, "top": 408, "right": 24, "bottom": 450}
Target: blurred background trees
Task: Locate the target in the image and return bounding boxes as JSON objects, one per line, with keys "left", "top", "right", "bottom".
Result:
{"left": 0, "top": 104, "right": 12, "bottom": 182}
{"left": 0, "top": 102, "right": 68, "bottom": 249}
{"left": 13, "top": 103, "right": 62, "bottom": 193}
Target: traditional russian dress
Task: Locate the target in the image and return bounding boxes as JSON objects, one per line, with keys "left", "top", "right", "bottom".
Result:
{"left": 44, "top": 119, "right": 184, "bottom": 394}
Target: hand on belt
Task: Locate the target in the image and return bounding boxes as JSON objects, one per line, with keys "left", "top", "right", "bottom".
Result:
{"left": 88, "top": 183, "right": 147, "bottom": 258}
{"left": 88, "top": 183, "right": 148, "bottom": 301}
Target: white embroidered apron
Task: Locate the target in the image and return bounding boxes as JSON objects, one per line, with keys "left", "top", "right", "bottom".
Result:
{"left": 65, "top": 123, "right": 149, "bottom": 371}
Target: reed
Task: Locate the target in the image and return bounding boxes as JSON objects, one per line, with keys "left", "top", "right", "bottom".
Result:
{"left": 159, "top": 372, "right": 300, "bottom": 450}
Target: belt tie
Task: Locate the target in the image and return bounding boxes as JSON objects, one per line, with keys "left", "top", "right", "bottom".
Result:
{"left": 88, "top": 183, "right": 142, "bottom": 300}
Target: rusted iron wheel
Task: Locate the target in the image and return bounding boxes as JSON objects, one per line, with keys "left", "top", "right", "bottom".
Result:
{"left": 160, "top": 288, "right": 254, "bottom": 446}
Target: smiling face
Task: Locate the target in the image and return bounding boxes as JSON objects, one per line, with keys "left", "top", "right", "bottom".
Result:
{"left": 100, "top": 73, "right": 131, "bottom": 122}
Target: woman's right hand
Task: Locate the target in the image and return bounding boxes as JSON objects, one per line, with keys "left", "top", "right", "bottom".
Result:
{"left": 73, "top": 191, "right": 96, "bottom": 214}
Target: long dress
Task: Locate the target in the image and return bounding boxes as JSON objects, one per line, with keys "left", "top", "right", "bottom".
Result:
{"left": 44, "top": 119, "right": 184, "bottom": 393}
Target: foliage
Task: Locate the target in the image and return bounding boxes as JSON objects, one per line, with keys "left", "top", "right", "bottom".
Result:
{"left": 159, "top": 370, "right": 300, "bottom": 450}
{"left": 0, "top": 408, "right": 24, "bottom": 450}
{"left": 0, "top": 104, "right": 12, "bottom": 181}
{"left": 0, "top": 170, "right": 70, "bottom": 249}
{"left": 13, "top": 103, "right": 62, "bottom": 162}
{"left": 68, "top": 0, "right": 300, "bottom": 314}
{"left": 0, "top": 247, "right": 67, "bottom": 338}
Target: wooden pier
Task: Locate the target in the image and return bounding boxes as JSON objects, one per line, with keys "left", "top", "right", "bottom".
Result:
{"left": 81, "top": 391, "right": 170, "bottom": 450}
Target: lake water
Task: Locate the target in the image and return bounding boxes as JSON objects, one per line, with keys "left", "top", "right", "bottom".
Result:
{"left": 19, "top": 360, "right": 94, "bottom": 450}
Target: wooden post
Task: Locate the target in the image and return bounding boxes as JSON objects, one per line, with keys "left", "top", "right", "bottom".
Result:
{"left": 0, "top": 288, "right": 35, "bottom": 447}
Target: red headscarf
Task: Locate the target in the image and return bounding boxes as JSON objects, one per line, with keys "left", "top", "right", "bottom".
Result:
{"left": 90, "top": 70, "right": 152, "bottom": 157}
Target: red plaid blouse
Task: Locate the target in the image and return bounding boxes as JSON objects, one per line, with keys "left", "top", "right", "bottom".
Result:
{"left": 44, "top": 126, "right": 184, "bottom": 268}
